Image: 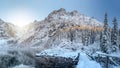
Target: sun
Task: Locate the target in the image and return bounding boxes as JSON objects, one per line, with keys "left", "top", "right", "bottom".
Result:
{"left": 7, "top": 8, "right": 36, "bottom": 27}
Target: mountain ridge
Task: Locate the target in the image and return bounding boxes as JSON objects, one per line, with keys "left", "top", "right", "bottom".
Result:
{"left": 0, "top": 8, "right": 103, "bottom": 48}
{"left": 16, "top": 8, "right": 103, "bottom": 49}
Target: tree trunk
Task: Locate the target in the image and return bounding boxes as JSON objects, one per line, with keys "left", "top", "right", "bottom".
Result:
{"left": 105, "top": 56, "right": 109, "bottom": 68}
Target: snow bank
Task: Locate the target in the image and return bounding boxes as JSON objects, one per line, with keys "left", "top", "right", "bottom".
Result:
{"left": 76, "top": 53, "right": 101, "bottom": 68}
{"left": 96, "top": 52, "right": 120, "bottom": 58}
{"left": 36, "top": 47, "right": 79, "bottom": 58}
{"left": 12, "top": 64, "right": 34, "bottom": 68}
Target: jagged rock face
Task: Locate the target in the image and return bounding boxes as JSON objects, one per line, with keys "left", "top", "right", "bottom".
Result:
{"left": 17, "top": 8, "right": 103, "bottom": 48}
{"left": 45, "top": 8, "right": 102, "bottom": 26}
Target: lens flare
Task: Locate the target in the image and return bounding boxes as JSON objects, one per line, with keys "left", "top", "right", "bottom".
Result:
{"left": 7, "top": 8, "right": 36, "bottom": 27}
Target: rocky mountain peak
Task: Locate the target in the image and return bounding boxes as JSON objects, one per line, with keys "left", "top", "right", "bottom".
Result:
{"left": 47, "top": 8, "right": 67, "bottom": 17}
{"left": 70, "top": 10, "right": 79, "bottom": 16}
{"left": 57, "top": 8, "right": 66, "bottom": 13}
{"left": 46, "top": 8, "right": 80, "bottom": 21}
{"left": 45, "top": 8, "right": 102, "bottom": 27}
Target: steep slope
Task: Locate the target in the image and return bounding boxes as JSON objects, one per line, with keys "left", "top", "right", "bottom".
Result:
{"left": 0, "top": 19, "right": 17, "bottom": 46}
{"left": 18, "top": 8, "right": 103, "bottom": 50}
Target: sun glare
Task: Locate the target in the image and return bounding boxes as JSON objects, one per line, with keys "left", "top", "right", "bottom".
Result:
{"left": 7, "top": 9, "right": 36, "bottom": 27}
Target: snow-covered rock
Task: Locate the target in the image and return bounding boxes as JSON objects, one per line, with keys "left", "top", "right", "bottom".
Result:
{"left": 36, "top": 47, "right": 79, "bottom": 58}
{"left": 36, "top": 48, "right": 102, "bottom": 68}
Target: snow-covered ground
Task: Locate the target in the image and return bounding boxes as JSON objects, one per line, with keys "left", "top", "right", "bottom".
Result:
{"left": 0, "top": 39, "right": 119, "bottom": 68}
{"left": 76, "top": 53, "right": 101, "bottom": 68}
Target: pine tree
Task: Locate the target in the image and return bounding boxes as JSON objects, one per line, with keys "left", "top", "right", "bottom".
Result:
{"left": 100, "top": 13, "right": 111, "bottom": 54}
{"left": 84, "top": 30, "right": 89, "bottom": 46}
{"left": 69, "top": 29, "right": 74, "bottom": 42}
{"left": 100, "top": 32, "right": 102, "bottom": 47}
{"left": 101, "top": 34, "right": 109, "bottom": 53}
{"left": 119, "top": 29, "right": 120, "bottom": 36}
{"left": 104, "top": 13, "right": 108, "bottom": 33}
{"left": 111, "top": 17, "right": 119, "bottom": 52}
{"left": 119, "top": 29, "right": 120, "bottom": 50}
{"left": 82, "top": 30, "right": 86, "bottom": 45}
{"left": 90, "top": 30, "right": 95, "bottom": 44}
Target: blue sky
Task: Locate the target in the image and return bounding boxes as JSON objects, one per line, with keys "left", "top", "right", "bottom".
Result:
{"left": 0, "top": 0, "right": 120, "bottom": 26}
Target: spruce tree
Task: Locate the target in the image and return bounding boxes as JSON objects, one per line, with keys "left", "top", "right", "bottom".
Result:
{"left": 104, "top": 13, "right": 108, "bottom": 33}
{"left": 111, "top": 17, "right": 119, "bottom": 52}
{"left": 119, "top": 29, "right": 120, "bottom": 49}
{"left": 100, "top": 13, "right": 111, "bottom": 53}
{"left": 100, "top": 32, "right": 102, "bottom": 47}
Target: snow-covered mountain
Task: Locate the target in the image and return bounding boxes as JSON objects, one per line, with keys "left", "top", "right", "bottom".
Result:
{"left": 17, "top": 8, "right": 103, "bottom": 49}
